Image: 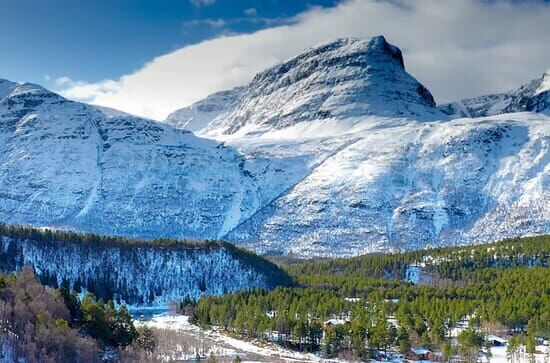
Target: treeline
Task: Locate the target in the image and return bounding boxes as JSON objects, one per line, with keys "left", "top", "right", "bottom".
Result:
{"left": 0, "top": 268, "right": 156, "bottom": 362}
{"left": 191, "top": 235, "right": 550, "bottom": 360}
{"left": 286, "top": 234, "right": 550, "bottom": 282}
{"left": 0, "top": 222, "right": 222, "bottom": 249}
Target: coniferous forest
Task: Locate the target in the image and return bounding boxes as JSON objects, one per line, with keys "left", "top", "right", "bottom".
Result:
{"left": 0, "top": 223, "right": 548, "bottom": 362}
{"left": 191, "top": 235, "right": 550, "bottom": 361}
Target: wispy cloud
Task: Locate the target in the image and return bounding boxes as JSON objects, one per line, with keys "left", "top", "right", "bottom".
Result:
{"left": 189, "top": 0, "right": 215, "bottom": 7}
{"left": 182, "top": 15, "right": 292, "bottom": 33}
{"left": 56, "top": 0, "right": 550, "bottom": 120}
{"left": 244, "top": 8, "right": 258, "bottom": 17}
{"left": 183, "top": 18, "right": 227, "bottom": 29}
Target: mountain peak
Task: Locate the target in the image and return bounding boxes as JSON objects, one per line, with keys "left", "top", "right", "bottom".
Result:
{"left": 166, "top": 36, "right": 442, "bottom": 136}
{"left": 535, "top": 69, "right": 550, "bottom": 95}
{"left": 0, "top": 78, "right": 18, "bottom": 100}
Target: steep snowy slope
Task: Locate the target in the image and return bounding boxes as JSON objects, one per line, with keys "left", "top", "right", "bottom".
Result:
{"left": 439, "top": 70, "right": 550, "bottom": 117}
{"left": 0, "top": 81, "right": 262, "bottom": 239}
{"left": 224, "top": 114, "right": 549, "bottom": 256}
{"left": 166, "top": 36, "right": 444, "bottom": 136}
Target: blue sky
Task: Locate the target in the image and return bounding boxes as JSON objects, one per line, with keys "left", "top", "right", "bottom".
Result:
{"left": 0, "top": 0, "right": 337, "bottom": 84}
{"left": 1, "top": 0, "right": 548, "bottom": 120}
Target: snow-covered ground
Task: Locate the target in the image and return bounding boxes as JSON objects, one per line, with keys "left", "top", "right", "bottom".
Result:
{"left": 137, "top": 315, "right": 550, "bottom": 363}
{"left": 487, "top": 345, "right": 549, "bottom": 363}
{"left": 136, "top": 314, "right": 346, "bottom": 362}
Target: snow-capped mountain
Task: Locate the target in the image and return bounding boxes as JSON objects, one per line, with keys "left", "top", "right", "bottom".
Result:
{"left": 164, "top": 36, "right": 549, "bottom": 256}
{"left": 439, "top": 70, "right": 550, "bottom": 118}
{"left": 166, "top": 36, "right": 444, "bottom": 136}
{"left": 1, "top": 36, "right": 549, "bottom": 257}
{"left": 0, "top": 80, "right": 263, "bottom": 239}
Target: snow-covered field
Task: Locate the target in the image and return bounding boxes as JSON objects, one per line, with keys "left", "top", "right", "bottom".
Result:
{"left": 136, "top": 315, "right": 549, "bottom": 363}
{"left": 488, "top": 345, "right": 548, "bottom": 363}
{"left": 136, "top": 315, "right": 346, "bottom": 362}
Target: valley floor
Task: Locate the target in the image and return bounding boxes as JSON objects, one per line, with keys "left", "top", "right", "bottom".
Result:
{"left": 135, "top": 314, "right": 343, "bottom": 362}
{"left": 136, "top": 315, "right": 549, "bottom": 363}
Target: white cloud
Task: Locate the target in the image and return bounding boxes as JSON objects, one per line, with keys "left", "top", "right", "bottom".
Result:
{"left": 56, "top": 77, "right": 120, "bottom": 103}
{"left": 183, "top": 18, "right": 226, "bottom": 29}
{"left": 56, "top": 0, "right": 550, "bottom": 120}
{"left": 244, "top": 8, "right": 258, "bottom": 17}
{"left": 189, "top": 0, "right": 215, "bottom": 7}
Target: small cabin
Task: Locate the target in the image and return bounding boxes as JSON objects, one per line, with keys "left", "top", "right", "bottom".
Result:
{"left": 323, "top": 318, "right": 350, "bottom": 328}
{"left": 486, "top": 335, "right": 507, "bottom": 347}
{"left": 408, "top": 347, "right": 433, "bottom": 361}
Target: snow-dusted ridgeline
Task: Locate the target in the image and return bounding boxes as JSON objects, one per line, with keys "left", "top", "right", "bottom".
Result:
{"left": 439, "top": 70, "right": 550, "bottom": 118}
{"left": 0, "top": 235, "right": 290, "bottom": 307}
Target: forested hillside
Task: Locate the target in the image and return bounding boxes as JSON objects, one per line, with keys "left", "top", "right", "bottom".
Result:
{"left": 192, "top": 235, "right": 550, "bottom": 361}
{"left": 0, "top": 224, "right": 292, "bottom": 306}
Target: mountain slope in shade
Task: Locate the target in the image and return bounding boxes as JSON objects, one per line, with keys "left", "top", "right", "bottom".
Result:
{"left": 0, "top": 227, "right": 291, "bottom": 306}
{"left": 165, "top": 36, "right": 445, "bottom": 136}
{"left": 439, "top": 70, "right": 550, "bottom": 118}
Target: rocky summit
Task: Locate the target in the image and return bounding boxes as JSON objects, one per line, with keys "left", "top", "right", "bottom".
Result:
{"left": 166, "top": 36, "right": 444, "bottom": 136}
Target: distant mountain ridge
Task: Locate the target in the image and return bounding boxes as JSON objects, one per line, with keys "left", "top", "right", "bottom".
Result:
{"left": 439, "top": 70, "right": 550, "bottom": 118}
{"left": 165, "top": 87, "right": 244, "bottom": 132}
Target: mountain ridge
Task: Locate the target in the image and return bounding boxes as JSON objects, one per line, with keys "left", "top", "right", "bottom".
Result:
{"left": 0, "top": 36, "right": 549, "bottom": 257}
{"left": 439, "top": 70, "right": 550, "bottom": 118}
